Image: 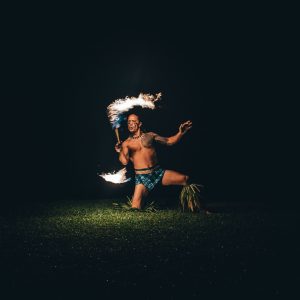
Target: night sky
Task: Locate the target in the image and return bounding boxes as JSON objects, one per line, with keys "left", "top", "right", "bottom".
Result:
{"left": 4, "top": 5, "right": 287, "bottom": 207}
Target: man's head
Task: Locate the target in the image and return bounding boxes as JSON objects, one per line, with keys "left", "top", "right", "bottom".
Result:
{"left": 127, "top": 114, "right": 142, "bottom": 134}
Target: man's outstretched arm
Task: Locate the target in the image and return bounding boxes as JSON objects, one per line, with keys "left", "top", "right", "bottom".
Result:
{"left": 151, "top": 120, "right": 192, "bottom": 146}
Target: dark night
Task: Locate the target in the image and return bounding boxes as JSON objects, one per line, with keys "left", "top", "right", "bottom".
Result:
{"left": 1, "top": 4, "right": 297, "bottom": 299}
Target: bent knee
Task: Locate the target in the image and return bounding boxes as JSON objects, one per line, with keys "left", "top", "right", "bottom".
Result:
{"left": 184, "top": 175, "right": 189, "bottom": 185}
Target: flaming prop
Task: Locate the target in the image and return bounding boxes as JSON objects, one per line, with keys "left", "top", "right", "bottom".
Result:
{"left": 107, "top": 92, "right": 162, "bottom": 143}
{"left": 98, "top": 168, "right": 131, "bottom": 184}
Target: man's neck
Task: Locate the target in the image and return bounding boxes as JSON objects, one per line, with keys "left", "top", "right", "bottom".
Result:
{"left": 131, "top": 130, "right": 142, "bottom": 139}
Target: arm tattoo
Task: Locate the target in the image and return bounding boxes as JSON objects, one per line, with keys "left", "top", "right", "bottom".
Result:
{"left": 153, "top": 134, "right": 169, "bottom": 145}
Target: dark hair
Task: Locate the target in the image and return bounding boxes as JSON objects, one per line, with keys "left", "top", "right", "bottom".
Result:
{"left": 127, "top": 113, "right": 141, "bottom": 122}
{"left": 126, "top": 107, "right": 145, "bottom": 121}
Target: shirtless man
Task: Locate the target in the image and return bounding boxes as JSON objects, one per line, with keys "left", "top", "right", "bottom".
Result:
{"left": 115, "top": 113, "right": 193, "bottom": 209}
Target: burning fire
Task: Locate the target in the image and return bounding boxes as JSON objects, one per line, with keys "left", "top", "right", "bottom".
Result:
{"left": 107, "top": 92, "right": 162, "bottom": 129}
{"left": 99, "top": 167, "right": 131, "bottom": 184}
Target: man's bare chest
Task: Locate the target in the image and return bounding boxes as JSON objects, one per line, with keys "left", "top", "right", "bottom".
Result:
{"left": 128, "top": 133, "right": 154, "bottom": 152}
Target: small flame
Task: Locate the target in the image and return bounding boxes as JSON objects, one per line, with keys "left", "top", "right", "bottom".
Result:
{"left": 107, "top": 92, "right": 162, "bottom": 129}
{"left": 99, "top": 168, "right": 131, "bottom": 184}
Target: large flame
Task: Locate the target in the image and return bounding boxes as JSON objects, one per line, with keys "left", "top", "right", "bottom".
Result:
{"left": 107, "top": 92, "right": 162, "bottom": 129}
{"left": 99, "top": 168, "right": 131, "bottom": 184}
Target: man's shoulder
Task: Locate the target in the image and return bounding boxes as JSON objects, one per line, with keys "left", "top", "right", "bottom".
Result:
{"left": 123, "top": 138, "right": 130, "bottom": 145}
{"left": 144, "top": 131, "right": 157, "bottom": 137}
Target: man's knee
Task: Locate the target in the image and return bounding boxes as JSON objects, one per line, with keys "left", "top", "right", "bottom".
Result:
{"left": 184, "top": 175, "right": 189, "bottom": 185}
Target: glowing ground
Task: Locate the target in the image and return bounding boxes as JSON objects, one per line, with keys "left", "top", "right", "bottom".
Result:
{"left": 0, "top": 199, "right": 298, "bottom": 298}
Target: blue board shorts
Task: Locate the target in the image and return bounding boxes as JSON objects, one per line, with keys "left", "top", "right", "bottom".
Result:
{"left": 135, "top": 165, "right": 165, "bottom": 191}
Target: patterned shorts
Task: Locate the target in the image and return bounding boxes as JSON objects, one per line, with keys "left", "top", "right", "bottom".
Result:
{"left": 135, "top": 167, "right": 165, "bottom": 191}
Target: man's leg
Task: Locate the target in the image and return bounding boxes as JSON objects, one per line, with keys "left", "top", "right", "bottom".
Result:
{"left": 162, "top": 170, "right": 210, "bottom": 213}
{"left": 161, "top": 170, "right": 189, "bottom": 186}
{"left": 162, "top": 170, "right": 194, "bottom": 210}
{"left": 131, "top": 184, "right": 148, "bottom": 209}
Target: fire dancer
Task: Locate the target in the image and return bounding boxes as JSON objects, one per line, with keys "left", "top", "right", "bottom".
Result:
{"left": 115, "top": 113, "right": 208, "bottom": 212}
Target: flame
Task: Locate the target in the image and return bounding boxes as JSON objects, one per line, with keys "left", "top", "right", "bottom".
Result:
{"left": 99, "top": 168, "right": 131, "bottom": 184}
{"left": 107, "top": 92, "right": 162, "bottom": 129}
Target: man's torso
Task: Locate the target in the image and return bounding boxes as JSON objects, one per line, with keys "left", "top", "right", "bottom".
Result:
{"left": 126, "top": 132, "right": 158, "bottom": 170}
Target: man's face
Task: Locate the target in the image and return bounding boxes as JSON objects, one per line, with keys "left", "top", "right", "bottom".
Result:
{"left": 127, "top": 114, "right": 141, "bottom": 133}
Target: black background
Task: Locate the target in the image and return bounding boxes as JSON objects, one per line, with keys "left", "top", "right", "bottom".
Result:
{"left": 3, "top": 3, "right": 292, "bottom": 207}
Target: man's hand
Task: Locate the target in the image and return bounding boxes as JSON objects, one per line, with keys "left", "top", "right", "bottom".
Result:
{"left": 115, "top": 142, "right": 122, "bottom": 153}
{"left": 179, "top": 120, "right": 192, "bottom": 135}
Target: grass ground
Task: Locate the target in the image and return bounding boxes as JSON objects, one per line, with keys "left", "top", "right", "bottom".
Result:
{"left": 0, "top": 198, "right": 299, "bottom": 299}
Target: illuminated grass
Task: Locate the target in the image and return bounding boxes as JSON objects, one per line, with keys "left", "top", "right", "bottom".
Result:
{"left": 0, "top": 199, "right": 298, "bottom": 297}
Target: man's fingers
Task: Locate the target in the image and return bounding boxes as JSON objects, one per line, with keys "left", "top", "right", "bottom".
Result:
{"left": 181, "top": 122, "right": 192, "bottom": 127}
{"left": 182, "top": 120, "right": 192, "bottom": 126}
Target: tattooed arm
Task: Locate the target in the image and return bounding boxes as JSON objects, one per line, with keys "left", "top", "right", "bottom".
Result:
{"left": 150, "top": 120, "right": 193, "bottom": 146}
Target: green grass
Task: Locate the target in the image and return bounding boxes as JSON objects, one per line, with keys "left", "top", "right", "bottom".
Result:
{"left": 0, "top": 198, "right": 299, "bottom": 298}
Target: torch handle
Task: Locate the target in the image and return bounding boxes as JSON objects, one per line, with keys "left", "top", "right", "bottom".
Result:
{"left": 114, "top": 128, "right": 121, "bottom": 144}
